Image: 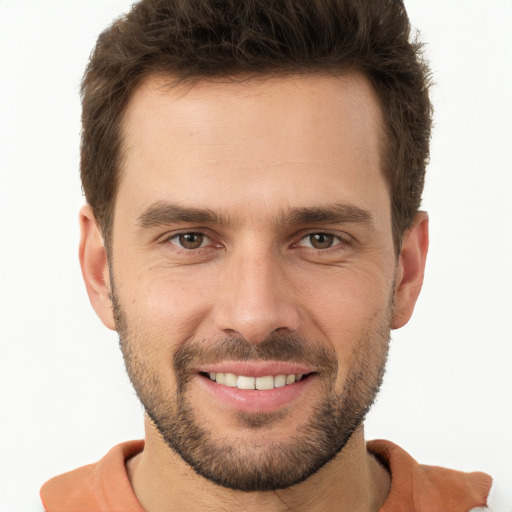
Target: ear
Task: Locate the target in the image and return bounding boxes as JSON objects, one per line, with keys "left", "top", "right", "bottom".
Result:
{"left": 392, "top": 212, "right": 429, "bottom": 329}
{"left": 79, "top": 204, "right": 116, "bottom": 330}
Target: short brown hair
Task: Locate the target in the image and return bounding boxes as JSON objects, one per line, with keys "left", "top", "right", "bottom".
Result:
{"left": 81, "top": 0, "right": 432, "bottom": 250}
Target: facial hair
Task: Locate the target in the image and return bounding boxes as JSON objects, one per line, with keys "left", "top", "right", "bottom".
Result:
{"left": 113, "top": 291, "right": 391, "bottom": 492}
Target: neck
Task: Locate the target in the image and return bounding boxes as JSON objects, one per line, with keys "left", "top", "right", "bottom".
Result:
{"left": 127, "top": 417, "right": 390, "bottom": 512}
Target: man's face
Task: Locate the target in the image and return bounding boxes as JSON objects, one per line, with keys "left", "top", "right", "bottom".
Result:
{"left": 108, "top": 73, "right": 399, "bottom": 490}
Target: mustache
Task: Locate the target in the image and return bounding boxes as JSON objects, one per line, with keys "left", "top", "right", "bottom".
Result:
{"left": 173, "top": 333, "right": 338, "bottom": 376}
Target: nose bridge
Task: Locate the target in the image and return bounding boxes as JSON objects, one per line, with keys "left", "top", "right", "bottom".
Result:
{"left": 214, "top": 241, "right": 300, "bottom": 343}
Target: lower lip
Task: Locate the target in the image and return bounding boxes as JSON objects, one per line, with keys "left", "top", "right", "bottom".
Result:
{"left": 196, "top": 374, "right": 315, "bottom": 414}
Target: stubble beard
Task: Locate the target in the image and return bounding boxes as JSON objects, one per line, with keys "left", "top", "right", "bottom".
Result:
{"left": 113, "top": 292, "right": 391, "bottom": 492}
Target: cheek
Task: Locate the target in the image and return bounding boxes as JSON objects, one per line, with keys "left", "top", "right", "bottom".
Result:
{"left": 296, "top": 265, "right": 393, "bottom": 369}
{"left": 118, "top": 267, "right": 214, "bottom": 350}
{"left": 300, "top": 264, "right": 392, "bottom": 328}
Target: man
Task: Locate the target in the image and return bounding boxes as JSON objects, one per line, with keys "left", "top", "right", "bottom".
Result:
{"left": 39, "top": 0, "right": 503, "bottom": 510}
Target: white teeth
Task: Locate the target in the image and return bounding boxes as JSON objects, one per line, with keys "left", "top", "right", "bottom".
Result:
{"left": 285, "top": 374, "right": 296, "bottom": 385}
{"left": 255, "top": 375, "right": 275, "bottom": 390}
{"left": 274, "top": 374, "right": 286, "bottom": 388}
{"left": 208, "top": 372, "right": 306, "bottom": 390}
{"left": 224, "top": 373, "right": 238, "bottom": 387}
{"left": 237, "top": 375, "right": 255, "bottom": 389}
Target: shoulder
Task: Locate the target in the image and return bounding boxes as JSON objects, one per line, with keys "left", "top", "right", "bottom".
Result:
{"left": 368, "top": 439, "right": 494, "bottom": 512}
{"left": 40, "top": 462, "right": 98, "bottom": 512}
{"left": 40, "top": 440, "right": 144, "bottom": 512}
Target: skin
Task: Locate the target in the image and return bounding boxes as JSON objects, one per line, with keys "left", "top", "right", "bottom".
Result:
{"left": 79, "top": 72, "right": 428, "bottom": 511}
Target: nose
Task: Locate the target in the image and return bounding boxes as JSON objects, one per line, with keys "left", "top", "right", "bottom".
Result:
{"left": 213, "top": 247, "right": 301, "bottom": 344}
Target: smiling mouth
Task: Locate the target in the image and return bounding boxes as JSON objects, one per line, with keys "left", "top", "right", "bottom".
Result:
{"left": 199, "top": 371, "right": 314, "bottom": 390}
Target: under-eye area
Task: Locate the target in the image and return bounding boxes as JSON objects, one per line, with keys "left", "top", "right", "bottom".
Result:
{"left": 199, "top": 371, "right": 315, "bottom": 390}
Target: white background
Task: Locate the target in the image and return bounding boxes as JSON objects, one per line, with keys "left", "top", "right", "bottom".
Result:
{"left": 0, "top": 1, "right": 511, "bottom": 510}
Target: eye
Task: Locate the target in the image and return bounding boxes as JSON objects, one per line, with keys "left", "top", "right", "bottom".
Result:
{"left": 298, "top": 233, "right": 342, "bottom": 250}
{"left": 169, "top": 232, "right": 209, "bottom": 250}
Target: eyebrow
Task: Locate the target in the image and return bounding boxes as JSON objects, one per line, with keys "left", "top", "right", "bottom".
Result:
{"left": 136, "top": 201, "right": 374, "bottom": 230}
{"left": 137, "top": 202, "right": 229, "bottom": 228}
{"left": 282, "top": 204, "right": 374, "bottom": 227}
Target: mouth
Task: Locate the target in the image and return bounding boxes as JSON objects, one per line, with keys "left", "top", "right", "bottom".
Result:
{"left": 195, "top": 362, "right": 318, "bottom": 414}
{"left": 199, "top": 371, "right": 313, "bottom": 390}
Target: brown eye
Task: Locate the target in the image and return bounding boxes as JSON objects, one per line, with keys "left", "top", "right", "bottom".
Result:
{"left": 299, "top": 233, "right": 341, "bottom": 249}
{"left": 176, "top": 233, "right": 205, "bottom": 249}
{"left": 309, "top": 233, "right": 334, "bottom": 249}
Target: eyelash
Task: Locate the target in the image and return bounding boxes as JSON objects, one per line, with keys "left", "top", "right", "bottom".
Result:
{"left": 165, "top": 231, "right": 217, "bottom": 252}
{"left": 162, "top": 231, "right": 351, "bottom": 254}
{"left": 294, "top": 233, "right": 346, "bottom": 250}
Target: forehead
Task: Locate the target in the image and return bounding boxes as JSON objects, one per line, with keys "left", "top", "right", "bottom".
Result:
{"left": 117, "top": 72, "right": 389, "bottom": 224}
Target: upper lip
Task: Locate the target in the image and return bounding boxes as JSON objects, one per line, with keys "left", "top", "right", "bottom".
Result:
{"left": 196, "top": 360, "right": 315, "bottom": 377}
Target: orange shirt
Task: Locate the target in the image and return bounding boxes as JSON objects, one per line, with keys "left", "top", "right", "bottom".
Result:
{"left": 41, "top": 439, "right": 492, "bottom": 512}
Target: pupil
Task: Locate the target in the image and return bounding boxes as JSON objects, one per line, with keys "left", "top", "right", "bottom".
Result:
{"left": 180, "top": 233, "right": 203, "bottom": 249}
{"left": 312, "top": 233, "right": 333, "bottom": 249}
